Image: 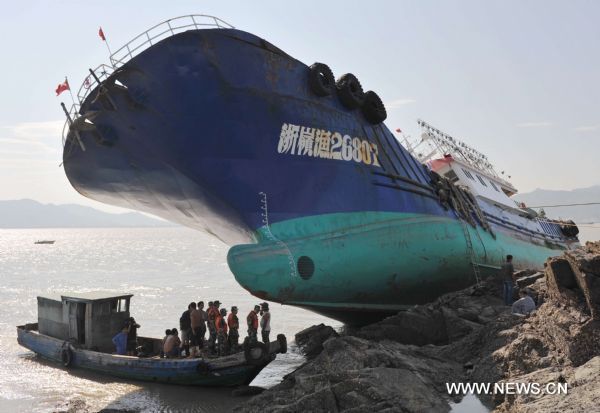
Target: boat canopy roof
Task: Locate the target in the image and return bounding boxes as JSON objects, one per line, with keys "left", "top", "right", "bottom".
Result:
{"left": 38, "top": 292, "right": 133, "bottom": 303}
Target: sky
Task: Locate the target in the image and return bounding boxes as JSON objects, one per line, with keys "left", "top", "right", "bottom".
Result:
{"left": 0, "top": 0, "right": 598, "bottom": 213}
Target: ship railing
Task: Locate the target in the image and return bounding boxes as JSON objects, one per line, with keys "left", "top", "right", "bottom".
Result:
{"left": 77, "top": 64, "right": 114, "bottom": 104}
{"left": 109, "top": 15, "right": 234, "bottom": 69}
{"left": 61, "top": 15, "right": 234, "bottom": 148}
{"left": 61, "top": 103, "right": 79, "bottom": 147}
{"left": 61, "top": 64, "right": 113, "bottom": 147}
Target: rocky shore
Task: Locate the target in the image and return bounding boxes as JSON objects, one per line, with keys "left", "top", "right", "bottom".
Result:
{"left": 236, "top": 242, "right": 600, "bottom": 413}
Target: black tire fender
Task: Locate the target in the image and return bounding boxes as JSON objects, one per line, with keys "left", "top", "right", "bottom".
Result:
{"left": 61, "top": 346, "right": 73, "bottom": 367}
{"left": 308, "top": 63, "right": 335, "bottom": 97}
{"left": 560, "top": 220, "right": 579, "bottom": 237}
{"left": 244, "top": 342, "right": 268, "bottom": 366}
{"left": 276, "top": 334, "right": 287, "bottom": 354}
{"left": 336, "top": 73, "right": 364, "bottom": 109}
{"left": 361, "top": 90, "right": 387, "bottom": 124}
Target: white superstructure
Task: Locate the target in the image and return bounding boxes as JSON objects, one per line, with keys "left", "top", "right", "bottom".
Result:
{"left": 403, "top": 120, "right": 522, "bottom": 211}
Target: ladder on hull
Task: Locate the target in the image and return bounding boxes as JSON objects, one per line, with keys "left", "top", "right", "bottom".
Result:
{"left": 460, "top": 220, "right": 482, "bottom": 286}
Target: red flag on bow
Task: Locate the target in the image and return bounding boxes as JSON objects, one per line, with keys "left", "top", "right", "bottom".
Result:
{"left": 55, "top": 79, "right": 70, "bottom": 96}
{"left": 99, "top": 27, "right": 106, "bottom": 41}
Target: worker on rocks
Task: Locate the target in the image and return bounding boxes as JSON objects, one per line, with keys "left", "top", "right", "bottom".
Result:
{"left": 512, "top": 289, "right": 536, "bottom": 316}
{"left": 246, "top": 304, "right": 260, "bottom": 344}
{"left": 216, "top": 307, "right": 229, "bottom": 356}
{"left": 228, "top": 306, "right": 240, "bottom": 353}
{"left": 501, "top": 255, "right": 515, "bottom": 305}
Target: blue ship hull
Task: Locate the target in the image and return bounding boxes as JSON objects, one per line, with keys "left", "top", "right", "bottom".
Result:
{"left": 63, "top": 27, "right": 576, "bottom": 324}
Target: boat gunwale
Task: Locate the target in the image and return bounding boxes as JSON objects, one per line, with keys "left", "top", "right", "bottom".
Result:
{"left": 16, "top": 325, "right": 269, "bottom": 370}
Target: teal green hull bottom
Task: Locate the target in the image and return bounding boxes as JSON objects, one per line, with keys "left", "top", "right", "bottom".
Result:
{"left": 227, "top": 212, "right": 568, "bottom": 324}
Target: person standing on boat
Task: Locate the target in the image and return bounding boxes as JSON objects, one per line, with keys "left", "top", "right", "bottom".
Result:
{"left": 206, "top": 301, "right": 214, "bottom": 350}
{"left": 501, "top": 255, "right": 515, "bottom": 305}
{"left": 260, "top": 302, "right": 271, "bottom": 345}
{"left": 179, "top": 302, "right": 194, "bottom": 355}
{"left": 228, "top": 306, "right": 240, "bottom": 352}
{"left": 216, "top": 308, "right": 229, "bottom": 356}
{"left": 112, "top": 326, "right": 128, "bottom": 355}
{"left": 189, "top": 302, "right": 203, "bottom": 357}
{"left": 161, "top": 329, "right": 172, "bottom": 358}
{"left": 207, "top": 300, "right": 220, "bottom": 353}
{"left": 197, "top": 301, "right": 207, "bottom": 348}
{"left": 246, "top": 305, "right": 260, "bottom": 344}
{"left": 125, "top": 317, "right": 140, "bottom": 356}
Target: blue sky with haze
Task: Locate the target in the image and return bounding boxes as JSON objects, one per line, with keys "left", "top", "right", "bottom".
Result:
{"left": 0, "top": 0, "right": 598, "bottom": 212}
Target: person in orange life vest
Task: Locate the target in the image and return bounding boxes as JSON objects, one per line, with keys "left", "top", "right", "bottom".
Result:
{"left": 227, "top": 306, "right": 240, "bottom": 352}
{"left": 246, "top": 305, "right": 260, "bottom": 344}
{"left": 216, "top": 307, "right": 229, "bottom": 356}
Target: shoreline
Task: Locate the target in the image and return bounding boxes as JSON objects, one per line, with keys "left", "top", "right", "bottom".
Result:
{"left": 236, "top": 242, "right": 600, "bottom": 412}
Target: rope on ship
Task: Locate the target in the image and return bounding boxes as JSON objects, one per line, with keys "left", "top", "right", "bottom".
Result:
{"left": 430, "top": 171, "right": 495, "bottom": 239}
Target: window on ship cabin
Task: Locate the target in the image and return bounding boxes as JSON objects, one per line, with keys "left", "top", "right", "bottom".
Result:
{"left": 489, "top": 181, "right": 500, "bottom": 192}
{"left": 117, "top": 298, "right": 128, "bottom": 312}
{"left": 461, "top": 168, "right": 475, "bottom": 180}
{"left": 110, "top": 299, "right": 128, "bottom": 312}
{"left": 476, "top": 175, "right": 487, "bottom": 187}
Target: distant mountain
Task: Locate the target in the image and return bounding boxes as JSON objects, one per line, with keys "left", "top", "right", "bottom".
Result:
{"left": 515, "top": 185, "right": 600, "bottom": 223}
{"left": 0, "top": 199, "right": 175, "bottom": 228}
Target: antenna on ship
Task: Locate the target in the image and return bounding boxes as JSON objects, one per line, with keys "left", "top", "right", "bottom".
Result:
{"left": 414, "top": 119, "right": 498, "bottom": 177}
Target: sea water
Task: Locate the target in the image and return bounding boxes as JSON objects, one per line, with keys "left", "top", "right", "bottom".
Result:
{"left": 0, "top": 227, "right": 340, "bottom": 412}
{"left": 2, "top": 227, "right": 598, "bottom": 412}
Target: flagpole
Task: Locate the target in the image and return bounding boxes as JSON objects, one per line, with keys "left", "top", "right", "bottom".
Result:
{"left": 100, "top": 27, "right": 115, "bottom": 68}
{"left": 65, "top": 76, "right": 78, "bottom": 108}
{"left": 104, "top": 40, "right": 113, "bottom": 64}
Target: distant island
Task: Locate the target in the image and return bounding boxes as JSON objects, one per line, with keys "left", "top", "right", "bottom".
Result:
{"left": 515, "top": 185, "right": 600, "bottom": 223}
{"left": 1, "top": 186, "right": 598, "bottom": 229}
{"left": 0, "top": 199, "right": 175, "bottom": 228}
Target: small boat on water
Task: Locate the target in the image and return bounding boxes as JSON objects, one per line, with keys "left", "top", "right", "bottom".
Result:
{"left": 34, "top": 240, "right": 55, "bottom": 244}
{"left": 17, "top": 292, "right": 286, "bottom": 386}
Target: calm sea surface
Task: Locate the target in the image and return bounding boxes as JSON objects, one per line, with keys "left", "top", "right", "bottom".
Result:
{"left": 0, "top": 227, "right": 340, "bottom": 412}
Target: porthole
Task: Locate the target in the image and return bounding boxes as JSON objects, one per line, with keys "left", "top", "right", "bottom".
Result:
{"left": 297, "top": 256, "right": 315, "bottom": 280}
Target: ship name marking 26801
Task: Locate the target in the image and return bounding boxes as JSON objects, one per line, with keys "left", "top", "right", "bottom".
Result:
{"left": 277, "top": 123, "right": 381, "bottom": 167}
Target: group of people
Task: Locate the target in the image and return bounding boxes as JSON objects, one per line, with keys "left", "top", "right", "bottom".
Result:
{"left": 162, "top": 300, "right": 272, "bottom": 358}
{"left": 111, "top": 301, "right": 272, "bottom": 358}
{"left": 500, "top": 254, "right": 536, "bottom": 316}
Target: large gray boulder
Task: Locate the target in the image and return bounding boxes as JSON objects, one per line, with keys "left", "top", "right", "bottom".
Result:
{"left": 295, "top": 323, "right": 339, "bottom": 359}
{"left": 236, "top": 336, "right": 463, "bottom": 413}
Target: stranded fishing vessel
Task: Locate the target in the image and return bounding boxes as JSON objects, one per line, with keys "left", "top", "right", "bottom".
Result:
{"left": 17, "top": 292, "right": 286, "bottom": 386}
{"left": 59, "top": 15, "right": 579, "bottom": 324}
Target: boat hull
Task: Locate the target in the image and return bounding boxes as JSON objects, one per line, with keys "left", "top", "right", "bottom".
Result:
{"left": 61, "top": 27, "right": 577, "bottom": 324}
{"left": 17, "top": 326, "right": 271, "bottom": 386}
{"left": 229, "top": 211, "right": 566, "bottom": 323}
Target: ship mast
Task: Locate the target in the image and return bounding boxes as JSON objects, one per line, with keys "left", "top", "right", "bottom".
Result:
{"left": 411, "top": 119, "right": 499, "bottom": 177}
